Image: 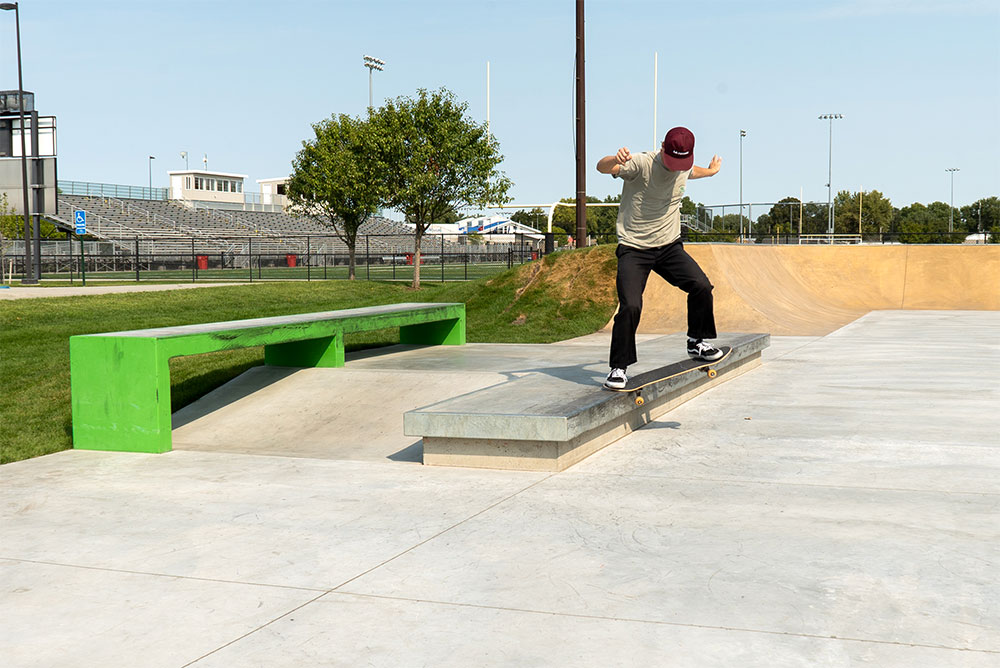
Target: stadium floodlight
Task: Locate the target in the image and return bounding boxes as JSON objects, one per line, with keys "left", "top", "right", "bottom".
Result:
{"left": 363, "top": 55, "right": 386, "bottom": 110}
{"left": 740, "top": 129, "right": 747, "bottom": 238}
{"left": 1, "top": 2, "right": 36, "bottom": 283}
{"left": 148, "top": 155, "right": 155, "bottom": 192}
{"left": 946, "top": 168, "right": 960, "bottom": 233}
{"left": 818, "top": 113, "right": 844, "bottom": 235}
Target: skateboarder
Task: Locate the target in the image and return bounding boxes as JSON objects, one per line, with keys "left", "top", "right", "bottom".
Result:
{"left": 596, "top": 126, "right": 723, "bottom": 389}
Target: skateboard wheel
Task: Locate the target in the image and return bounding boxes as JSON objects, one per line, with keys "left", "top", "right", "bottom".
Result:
{"left": 707, "top": 369, "right": 717, "bottom": 378}
{"left": 635, "top": 396, "right": 645, "bottom": 406}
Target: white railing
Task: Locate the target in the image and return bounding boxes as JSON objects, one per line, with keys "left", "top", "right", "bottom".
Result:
{"left": 798, "top": 234, "right": 863, "bottom": 245}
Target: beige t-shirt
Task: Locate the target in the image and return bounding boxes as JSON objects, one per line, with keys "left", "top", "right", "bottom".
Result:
{"left": 615, "top": 151, "right": 690, "bottom": 248}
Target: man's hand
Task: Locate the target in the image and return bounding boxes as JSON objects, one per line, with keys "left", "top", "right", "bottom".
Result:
{"left": 690, "top": 155, "right": 722, "bottom": 179}
{"left": 597, "top": 147, "right": 632, "bottom": 175}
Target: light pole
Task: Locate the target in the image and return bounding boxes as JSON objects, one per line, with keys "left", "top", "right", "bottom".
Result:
{"left": 180, "top": 151, "right": 188, "bottom": 170}
{"left": 1, "top": 2, "right": 35, "bottom": 284}
{"left": 486, "top": 60, "right": 490, "bottom": 142}
{"left": 818, "top": 113, "right": 843, "bottom": 235}
{"left": 363, "top": 55, "right": 385, "bottom": 111}
{"left": 946, "top": 167, "right": 959, "bottom": 233}
{"left": 148, "top": 155, "right": 155, "bottom": 193}
{"left": 739, "top": 129, "right": 746, "bottom": 238}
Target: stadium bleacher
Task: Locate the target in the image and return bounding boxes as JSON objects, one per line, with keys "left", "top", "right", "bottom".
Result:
{"left": 53, "top": 195, "right": 473, "bottom": 261}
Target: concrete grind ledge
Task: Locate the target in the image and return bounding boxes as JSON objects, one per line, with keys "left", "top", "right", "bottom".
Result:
{"left": 407, "top": 334, "right": 769, "bottom": 471}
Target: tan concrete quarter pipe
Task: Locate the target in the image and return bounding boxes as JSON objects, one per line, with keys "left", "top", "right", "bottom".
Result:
{"left": 612, "top": 244, "right": 1000, "bottom": 336}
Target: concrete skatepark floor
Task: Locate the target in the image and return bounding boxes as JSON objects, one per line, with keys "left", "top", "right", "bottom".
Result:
{"left": 1, "top": 310, "right": 998, "bottom": 666}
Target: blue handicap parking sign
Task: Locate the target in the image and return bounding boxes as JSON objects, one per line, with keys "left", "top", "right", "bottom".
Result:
{"left": 74, "top": 210, "right": 87, "bottom": 234}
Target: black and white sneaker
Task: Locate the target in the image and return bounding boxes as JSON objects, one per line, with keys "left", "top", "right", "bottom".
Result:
{"left": 687, "top": 339, "right": 724, "bottom": 361}
{"left": 604, "top": 367, "right": 628, "bottom": 389}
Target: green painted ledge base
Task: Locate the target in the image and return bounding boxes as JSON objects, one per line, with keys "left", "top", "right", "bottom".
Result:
{"left": 70, "top": 303, "right": 465, "bottom": 454}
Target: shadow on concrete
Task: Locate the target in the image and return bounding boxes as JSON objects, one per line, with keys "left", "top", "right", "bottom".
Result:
{"left": 637, "top": 421, "right": 682, "bottom": 430}
{"left": 388, "top": 440, "right": 423, "bottom": 463}
{"left": 172, "top": 366, "right": 299, "bottom": 430}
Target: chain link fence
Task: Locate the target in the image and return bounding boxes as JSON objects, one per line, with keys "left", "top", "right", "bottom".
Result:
{"left": 0, "top": 233, "right": 544, "bottom": 283}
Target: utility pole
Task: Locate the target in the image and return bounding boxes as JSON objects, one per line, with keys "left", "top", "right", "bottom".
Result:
{"left": 574, "top": 0, "right": 586, "bottom": 249}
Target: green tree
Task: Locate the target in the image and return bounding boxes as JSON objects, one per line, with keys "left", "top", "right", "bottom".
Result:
{"left": 511, "top": 207, "right": 547, "bottom": 232}
{"left": 0, "top": 193, "right": 18, "bottom": 240}
{"left": 896, "top": 201, "right": 953, "bottom": 243}
{"left": 551, "top": 194, "right": 619, "bottom": 244}
{"left": 0, "top": 194, "right": 65, "bottom": 241}
{"left": 960, "top": 197, "right": 1000, "bottom": 241}
{"left": 680, "top": 196, "right": 697, "bottom": 217}
{"left": 551, "top": 225, "right": 570, "bottom": 247}
{"left": 369, "top": 88, "right": 511, "bottom": 289}
{"left": 286, "top": 113, "right": 384, "bottom": 280}
{"left": 833, "top": 189, "right": 894, "bottom": 238}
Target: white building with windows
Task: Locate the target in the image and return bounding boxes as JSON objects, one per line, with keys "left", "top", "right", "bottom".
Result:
{"left": 257, "top": 177, "right": 288, "bottom": 208}
{"left": 168, "top": 170, "right": 247, "bottom": 205}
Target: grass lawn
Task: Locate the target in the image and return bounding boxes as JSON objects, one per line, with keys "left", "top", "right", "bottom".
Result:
{"left": 0, "top": 246, "right": 618, "bottom": 465}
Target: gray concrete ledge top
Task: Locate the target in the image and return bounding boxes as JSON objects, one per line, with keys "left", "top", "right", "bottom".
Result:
{"left": 405, "top": 333, "right": 769, "bottom": 442}
{"left": 83, "top": 302, "right": 463, "bottom": 338}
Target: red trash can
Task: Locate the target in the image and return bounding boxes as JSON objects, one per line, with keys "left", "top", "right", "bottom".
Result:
{"left": 196, "top": 255, "right": 208, "bottom": 270}
{"left": 405, "top": 253, "right": 414, "bottom": 265}
{"left": 286, "top": 254, "right": 297, "bottom": 268}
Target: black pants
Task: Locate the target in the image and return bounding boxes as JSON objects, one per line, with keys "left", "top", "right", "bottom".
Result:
{"left": 609, "top": 241, "right": 717, "bottom": 369}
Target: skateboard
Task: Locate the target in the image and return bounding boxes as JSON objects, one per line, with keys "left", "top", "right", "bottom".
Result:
{"left": 608, "top": 346, "right": 733, "bottom": 406}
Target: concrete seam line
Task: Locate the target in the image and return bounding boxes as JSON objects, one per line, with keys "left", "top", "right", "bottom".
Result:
{"left": 319, "top": 591, "right": 1000, "bottom": 655}
{"left": 327, "top": 474, "right": 556, "bottom": 593}
{"left": 0, "top": 556, "right": 327, "bottom": 593}
{"left": 900, "top": 245, "right": 909, "bottom": 308}
{"left": 180, "top": 591, "right": 331, "bottom": 667}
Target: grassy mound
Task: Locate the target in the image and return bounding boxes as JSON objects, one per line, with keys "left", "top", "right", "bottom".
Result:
{"left": 441, "top": 244, "right": 618, "bottom": 342}
{"left": 0, "top": 246, "right": 619, "bottom": 464}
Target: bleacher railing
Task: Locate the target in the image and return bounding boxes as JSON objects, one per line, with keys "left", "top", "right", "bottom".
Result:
{"left": 59, "top": 180, "right": 168, "bottom": 201}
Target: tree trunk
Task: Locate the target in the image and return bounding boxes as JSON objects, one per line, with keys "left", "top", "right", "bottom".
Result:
{"left": 347, "top": 240, "right": 356, "bottom": 280}
{"left": 412, "top": 229, "right": 422, "bottom": 289}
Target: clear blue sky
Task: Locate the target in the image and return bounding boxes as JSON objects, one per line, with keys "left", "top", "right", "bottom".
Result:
{"left": 6, "top": 0, "right": 998, "bottom": 214}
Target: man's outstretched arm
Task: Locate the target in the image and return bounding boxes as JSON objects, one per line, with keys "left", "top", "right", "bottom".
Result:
{"left": 690, "top": 155, "right": 722, "bottom": 179}
{"left": 597, "top": 147, "right": 632, "bottom": 176}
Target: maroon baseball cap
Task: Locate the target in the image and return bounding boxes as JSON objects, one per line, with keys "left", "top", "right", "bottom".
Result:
{"left": 661, "top": 126, "right": 695, "bottom": 171}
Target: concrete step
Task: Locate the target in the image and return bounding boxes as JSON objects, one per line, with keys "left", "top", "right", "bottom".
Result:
{"left": 404, "top": 333, "right": 769, "bottom": 471}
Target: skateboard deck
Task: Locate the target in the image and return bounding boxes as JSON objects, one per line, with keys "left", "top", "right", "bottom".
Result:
{"left": 608, "top": 346, "right": 733, "bottom": 406}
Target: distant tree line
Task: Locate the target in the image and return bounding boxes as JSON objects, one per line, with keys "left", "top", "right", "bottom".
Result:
{"left": 509, "top": 192, "right": 999, "bottom": 245}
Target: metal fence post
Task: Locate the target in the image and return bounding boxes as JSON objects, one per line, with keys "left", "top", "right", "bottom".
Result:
{"left": 441, "top": 233, "right": 445, "bottom": 282}
{"left": 79, "top": 233, "right": 86, "bottom": 286}
{"left": 192, "top": 237, "right": 196, "bottom": 282}
{"left": 248, "top": 237, "right": 253, "bottom": 283}
{"left": 366, "top": 235, "right": 370, "bottom": 281}
{"left": 135, "top": 237, "right": 140, "bottom": 282}
{"left": 306, "top": 235, "right": 311, "bottom": 281}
